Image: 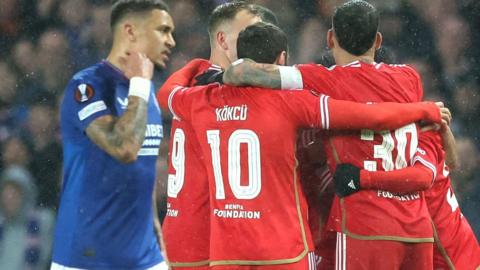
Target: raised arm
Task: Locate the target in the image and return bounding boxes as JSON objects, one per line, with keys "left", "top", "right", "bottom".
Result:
{"left": 86, "top": 52, "right": 152, "bottom": 163}
{"left": 157, "top": 58, "right": 209, "bottom": 110}
{"left": 222, "top": 58, "right": 284, "bottom": 88}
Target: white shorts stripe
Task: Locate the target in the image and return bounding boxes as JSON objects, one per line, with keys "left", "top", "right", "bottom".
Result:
{"left": 336, "top": 232, "right": 347, "bottom": 270}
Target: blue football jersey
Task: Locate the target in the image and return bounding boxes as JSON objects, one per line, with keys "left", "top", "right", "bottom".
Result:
{"left": 53, "top": 61, "right": 164, "bottom": 269}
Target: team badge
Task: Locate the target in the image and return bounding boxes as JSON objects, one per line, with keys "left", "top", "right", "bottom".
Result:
{"left": 75, "top": 84, "right": 95, "bottom": 103}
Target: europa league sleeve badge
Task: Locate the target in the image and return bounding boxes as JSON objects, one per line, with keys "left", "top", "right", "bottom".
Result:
{"left": 75, "top": 83, "right": 95, "bottom": 103}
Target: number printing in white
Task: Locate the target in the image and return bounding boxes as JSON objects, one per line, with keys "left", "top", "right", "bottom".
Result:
{"left": 208, "top": 129, "right": 261, "bottom": 200}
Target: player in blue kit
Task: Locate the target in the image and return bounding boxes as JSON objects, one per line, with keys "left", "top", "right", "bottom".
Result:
{"left": 51, "top": 1, "right": 175, "bottom": 269}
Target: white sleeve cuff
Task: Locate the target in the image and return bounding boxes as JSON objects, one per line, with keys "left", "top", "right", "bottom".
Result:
{"left": 413, "top": 156, "right": 437, "bottom": 181}
{"left": 128, "top": 77, "right": 151, "bottom": 102}
{"left": 279, "top": 66, "right": 303, "bottom": 90}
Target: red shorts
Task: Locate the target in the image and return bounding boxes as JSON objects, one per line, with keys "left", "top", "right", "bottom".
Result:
{"left": 335, "top": 232, "right": 433, "bottom": 270}
{"left": 210, "top": 252, "right": 317, "bottom": 270}
{"left": 433, "top": 218, "right": 480, "bottom": 270}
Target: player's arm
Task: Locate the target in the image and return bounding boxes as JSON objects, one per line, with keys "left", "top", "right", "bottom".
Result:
{"left": 157, "top": 58, "right": 209, "bottom": 110}
{"left": 441, "top": 124, "right": 459, "bottom": 170}
{"left": 152, "top": 175, "right": 168, "bottom": 260}
{"left": 324, "top": 96, "right": 450, "bottom": 131}
{"left": 222, "top": 58, "right": 285, "bottom": 88}
{"left": 334, "top": 132, "right": 440, "bottom": 197}
{"left": 86, "top": 52, "right": 153, "bottom": 163}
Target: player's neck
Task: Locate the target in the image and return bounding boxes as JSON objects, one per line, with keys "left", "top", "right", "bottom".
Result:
{"left": 334, "top": 49, "right": 375, "bottom": 66}
{"left": 209, "top": 48, "right": 231, "bottom": 70}
{"left": 106, "top": 45, "right": 129, "bottom": 74}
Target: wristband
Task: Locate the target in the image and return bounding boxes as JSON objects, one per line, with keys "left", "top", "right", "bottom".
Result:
{"left": 128, "top": 77, "right": 151, "bottom": 102}
{"left": 279, "top": 66, "right": 303, "bottom": 90}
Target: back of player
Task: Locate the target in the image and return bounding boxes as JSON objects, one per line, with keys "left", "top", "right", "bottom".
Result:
{"left": 170, "top": 84, "right": 323, "bottom": 269}
{"left": 416, "top": 132, "right": 480, "bottom": 270}
{"left": 168, "top": 22, "right": 446, "bottom": 270}
{"left": 315, "top": 62, "right": 434, "bottom": 267}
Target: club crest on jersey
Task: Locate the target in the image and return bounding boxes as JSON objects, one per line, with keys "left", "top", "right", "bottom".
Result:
{"left": 75, "top": 84, "right": 95, "bottom": 103}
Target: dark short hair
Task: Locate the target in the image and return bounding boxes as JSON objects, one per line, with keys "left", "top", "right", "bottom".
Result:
{"left": 110, "top": 0, "right": 169, "bottom": 29}
{"left": 332, "top": 0, "right": 379, "bottom": 56}
{"left": 208, "top": 1, "right": 260, "bottom": 36}
{"left": 252, "top": 5, "right": 279, "bottom": 26}
{"left": 237, "top": 22, "right": 288, "bottom": 64}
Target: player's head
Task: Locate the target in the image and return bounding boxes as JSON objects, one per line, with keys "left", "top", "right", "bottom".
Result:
{"left": 237, "top": 22, "right": 288, "bottom": 65}
{"left": 327, "top": 0, "right": 381, "bottom": 58}
{"left": 208, "top": 1, "right": 264, "bottom": 63}
{"left": 252, "top": 4, "right": 279, "bottom": 26}
{"left": 110, "top": 0, "right": 175, "bottom": 69}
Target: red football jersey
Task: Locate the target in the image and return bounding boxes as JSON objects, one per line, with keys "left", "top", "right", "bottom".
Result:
{"left": 170, "top": 85, "right": 326, "bottom": 265}
{"left": 168, "top": 80, "right": 443, "bottom": 264}
{"left": 416, "top": 132, "right": 480, "bottom": 269}
{"left": 298, "top": 61, "right": 434, "bottom": 240}
{"left": 160, "top": 59, "right": 215, "bottom": 266}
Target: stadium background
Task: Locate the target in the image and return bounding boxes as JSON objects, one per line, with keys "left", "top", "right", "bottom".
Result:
{"left": 0, "top": 0, "right": 478, "bottom": 268}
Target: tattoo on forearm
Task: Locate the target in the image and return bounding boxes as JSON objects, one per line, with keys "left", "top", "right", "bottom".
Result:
{"left": 224, "top": 60, "right": 282, "bottom": 89}
{"left": 86, "top": 96, "right": 148, "bottom": 160}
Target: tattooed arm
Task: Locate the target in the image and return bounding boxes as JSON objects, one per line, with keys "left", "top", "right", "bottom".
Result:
{"left": 86, "top": 96, "right": 148, "bottom": 163}
{"left": 222, "top": 58, "right": 283, "bottom": 88}
{"left": 86, "top": 52, "right": 153, "bottom": 163}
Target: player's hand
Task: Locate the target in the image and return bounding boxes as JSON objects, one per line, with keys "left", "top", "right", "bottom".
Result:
{"left": 334, "top": 164, "right": 361, "bottom": 197}
{"left": 122, "top": 51, "right": 154, "bottom": 80}
{"left": 435, "top": 102, "right": 452, "bottom": 126}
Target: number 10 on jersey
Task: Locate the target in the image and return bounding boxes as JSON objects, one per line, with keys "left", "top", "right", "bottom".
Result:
{"left": 167, "top": 128, "right": 262, "bottom": 200}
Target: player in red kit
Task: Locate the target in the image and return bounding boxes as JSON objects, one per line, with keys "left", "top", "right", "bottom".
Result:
{"left": 158, "top": 3, "right": 277, "bottom": 269}
{"left": 334, "top": 126, "right": 480, "bottom": 270}
{"left": 221, "top": 2, "right": 450, "bottom": 269}
{"left": 167, "top": 22, "right": 447, "bottom": 270}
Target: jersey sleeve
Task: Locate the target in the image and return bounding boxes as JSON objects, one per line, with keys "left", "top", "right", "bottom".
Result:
{"left": 412, "top": 131, "right": 443, "bottom": 181}
{"left": 280, "top": 90, "right": 324, "bottom": 129}
{"left": 402, "top": 64, "right": 424, "bottom": 101}
{"left": 359, "top": 131, "right": 442, "bottom": 193}
{"left": 63, "top": 77, "right": 113, "bottom": 132}
{"left": 157, "top": 58, "right": 210, "bottom": 110}
{"left": 295, "top": 64, "right": 338, "bottom": 96}
{"left": 327, "top": 100, "right": 441, "bottom": 131}
{"left": 167, "top": 86, "right": 193, "bottom": 121}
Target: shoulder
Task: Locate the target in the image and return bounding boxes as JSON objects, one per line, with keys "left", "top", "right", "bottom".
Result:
{"left": 381, "top": 63, "right": 421, "bottom": 80}
{"left": 66, "top": 63, "right": 110, "bottom": 94}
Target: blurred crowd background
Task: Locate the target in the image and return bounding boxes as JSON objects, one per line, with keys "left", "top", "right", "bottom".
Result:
{"left": 0, "top": 0, "right": 479, "bottom": 269}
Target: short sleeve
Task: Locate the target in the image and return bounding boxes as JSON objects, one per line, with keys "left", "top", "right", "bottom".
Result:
{"left": 62, "top": 78, "right": 113, "bottom": 132}
{"left": 413, "top": 131, "right": 443, "bottom": 181}
{"left": 279, "top": 90, "right": 326, "bottom": 129}
{"left": 168, "top": 86, "right": 194, "bottom": 121}
{"left": 403, "top": 65, "right": 424, "bottom": 101}
{"left": 296, "top": 64, "right": 337, "bottom": 96}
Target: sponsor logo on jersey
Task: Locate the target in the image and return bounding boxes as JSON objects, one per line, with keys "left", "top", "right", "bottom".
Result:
{"left": 75, "top": 84, "right": 95, "bottom": 103}
{"left": 377, "top": 190, "right": 420, "bottom": 201}
{"left": 213, "top": 203, "right": 261, "bottom": 219}
{"left": 117, "top": 97, "right": 128, "bottom": 109}
{"left": 215, "top": 105, "right": 248, "bottom": 122}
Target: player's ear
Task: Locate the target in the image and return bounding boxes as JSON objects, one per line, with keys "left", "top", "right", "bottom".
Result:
{"left": 216, "top": 31, "right": 228, "bottom": 50}
{"left": 374, "top": 32, "right": 383, "bottom": 50}
{"left": 327, "top": 29, "right": 335, "bottom": 49}
{"left": 276, "top": 51, "right": 287, "bottom": 66}
{"left": 123, "top": 22, "right": 136, "bottom": 42}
